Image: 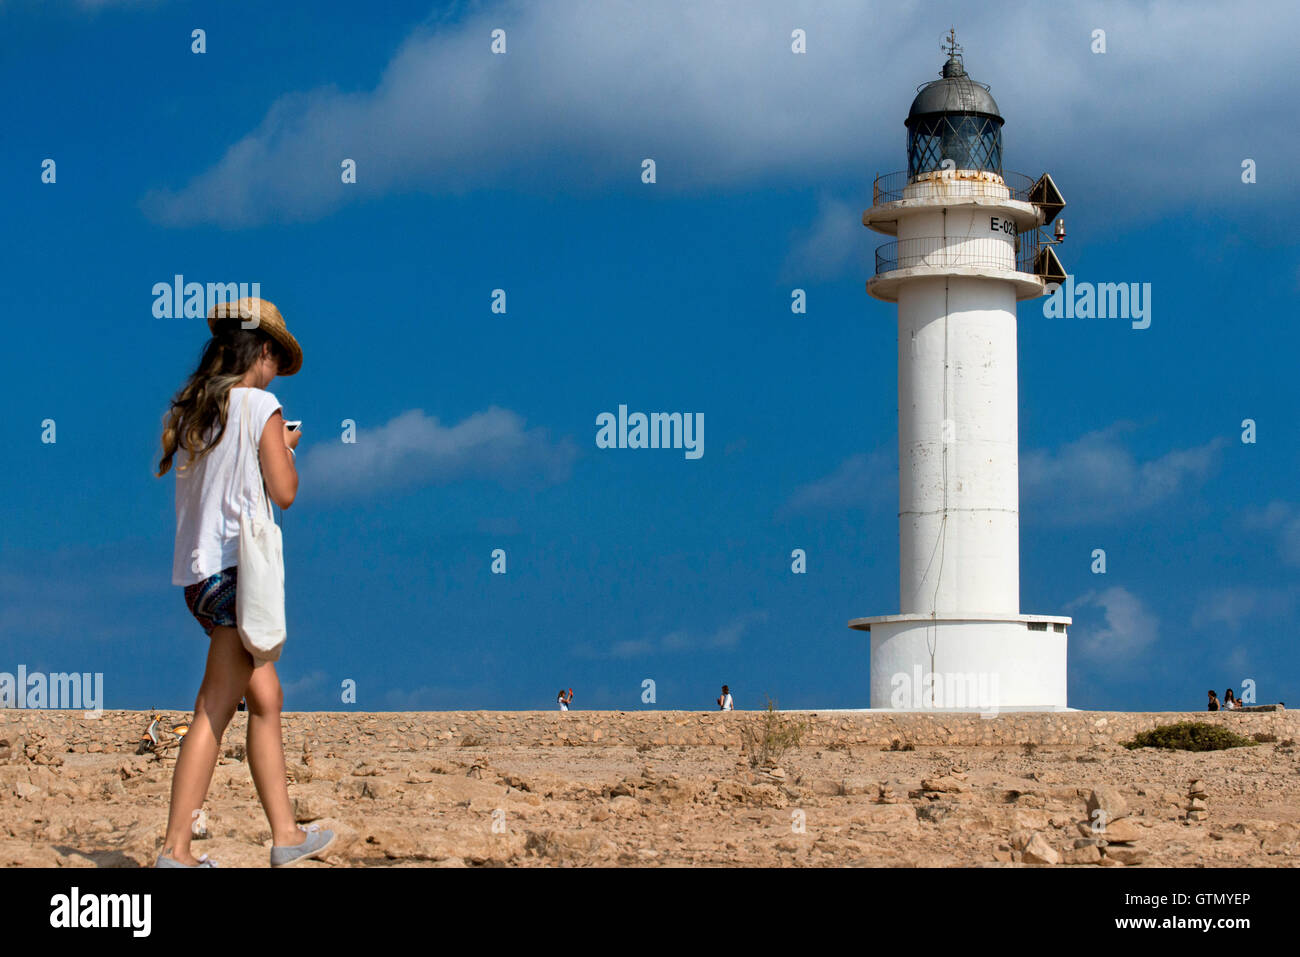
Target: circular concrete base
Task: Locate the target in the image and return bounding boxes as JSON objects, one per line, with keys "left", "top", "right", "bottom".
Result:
{"left": 856, "top": 615, "right": 1069, "bottom": 711}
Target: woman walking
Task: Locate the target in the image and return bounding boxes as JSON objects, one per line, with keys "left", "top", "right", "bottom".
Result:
{"left": 155, "top": 297, "right": 332, "bottom": 868}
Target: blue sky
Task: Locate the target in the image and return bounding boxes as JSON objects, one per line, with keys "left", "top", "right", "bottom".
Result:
{"left": 2, "top": 0, "right": 1297, "bottom": 712}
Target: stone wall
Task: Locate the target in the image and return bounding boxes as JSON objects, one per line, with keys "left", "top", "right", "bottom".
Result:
{"left": 0, "top": 708, "right": 1294, "bottom": 758}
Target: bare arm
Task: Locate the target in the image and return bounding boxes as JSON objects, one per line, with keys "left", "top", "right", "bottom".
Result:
{"left": 258, "top": 409, "right": 299, "bottom": 509}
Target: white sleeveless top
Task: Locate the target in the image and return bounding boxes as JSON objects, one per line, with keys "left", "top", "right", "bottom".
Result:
{"left": 171, "top": 387, "right": 281, "bottom": 585}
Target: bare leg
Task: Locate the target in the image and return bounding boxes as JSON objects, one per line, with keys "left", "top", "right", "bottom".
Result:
{"left": 245, "top": 659, "right": 304, "bottom": 847}
{"left": 161, "top": 625, "right": 252, "bottom": 865}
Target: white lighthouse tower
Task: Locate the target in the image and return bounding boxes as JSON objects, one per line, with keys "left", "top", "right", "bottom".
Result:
{"left": 850, "top": 33, "right": 1071, "bottom": 711}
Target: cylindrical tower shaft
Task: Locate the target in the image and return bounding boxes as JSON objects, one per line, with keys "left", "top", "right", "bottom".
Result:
{"left": 893, "top": 194, "right": 1021, "bottom": 615}
{"left": 897, "top": 274, "right": 1020, "bottom": 615}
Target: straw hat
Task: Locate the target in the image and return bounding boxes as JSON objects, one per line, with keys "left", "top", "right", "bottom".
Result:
{"left": 207, "top": 297, "right": 303, "bottom": 376}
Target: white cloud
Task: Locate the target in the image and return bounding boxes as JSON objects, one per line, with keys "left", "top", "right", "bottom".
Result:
{"left": 782, "top": 194, "right": 868, "bottom": 281}
{"left": 1066, "top": 585, "right": 1158, "bottom": 660}
{"left": 1244, "top": 501, "right": 1300, "bottom": 566}
{"left": 281, "top": 669, "right": 327, "bottom": 697}
{"left": 781, "top": 448, "right": 895, "bottom": 516}
{"left": 141, "top": 0, "right": 1300, "bottom": 227}
{"left": 1022, "top": 425, "right": 1225, "bottom": 525}
{"left": 300, "top": 406, "right": 577, "bottom": 496}
{"left": 786, "top": 426, "right": 1222, "bottom": 524}
{"left": 576, "top": 610, "right": 768, "bottom": 660}
{"left": 1191, "top": 585, "right": 1297, "bottom": 632}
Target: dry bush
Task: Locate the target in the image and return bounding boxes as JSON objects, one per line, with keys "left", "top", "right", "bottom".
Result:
{"left": 739, "top": 698, "right": 806, "bottom": 768}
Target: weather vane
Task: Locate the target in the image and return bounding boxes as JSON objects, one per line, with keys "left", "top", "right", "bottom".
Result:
{"left": 943, "top": 27, "right": 962, "bottom": 59}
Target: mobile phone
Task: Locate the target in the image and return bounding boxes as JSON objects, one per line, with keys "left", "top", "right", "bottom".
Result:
{"left": 285, "top": 420, "right": 302, "bottom": 432}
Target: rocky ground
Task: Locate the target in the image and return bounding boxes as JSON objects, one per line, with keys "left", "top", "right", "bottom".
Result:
{"left": 1, "top": 710, "right": 1297, "bottom": 867}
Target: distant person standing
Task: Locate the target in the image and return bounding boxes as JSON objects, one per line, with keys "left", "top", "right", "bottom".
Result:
{"left": 1207, "top": 689, "right": 1220, "bottom": 712}
{"left": 1224, "top": 689, "right": 1238, "bottom": 710}
{"left": 717, "top": 685, "right": 734, "bottom": 711}
{"left": 557, "top": 688, "right": 574, "bottom": 711}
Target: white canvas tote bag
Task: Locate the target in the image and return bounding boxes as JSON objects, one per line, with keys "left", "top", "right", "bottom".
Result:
{"left": 235, "top": 394, "right": 287, "bottom": 661}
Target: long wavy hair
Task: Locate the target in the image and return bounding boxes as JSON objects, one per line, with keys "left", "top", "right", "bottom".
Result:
{"left": 157, "top": 322, "right": 287, "bottom": 476}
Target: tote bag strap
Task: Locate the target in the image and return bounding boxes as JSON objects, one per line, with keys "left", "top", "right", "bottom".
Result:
{"left": 237, "top": 390, "right": 275, "bottom": 521}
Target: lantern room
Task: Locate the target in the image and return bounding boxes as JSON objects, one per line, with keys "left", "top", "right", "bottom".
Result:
{"left": 905, "top": 34, "right": 1004, "bottom": 178}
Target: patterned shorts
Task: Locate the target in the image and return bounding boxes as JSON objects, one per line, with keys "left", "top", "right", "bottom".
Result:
{"left": 184, "top": 566, "right": 238, "bottom": 636}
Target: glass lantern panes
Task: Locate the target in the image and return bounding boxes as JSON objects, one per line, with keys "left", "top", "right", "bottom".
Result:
{"left": 907, "top": 114, "right": 1003, "bottom": 177}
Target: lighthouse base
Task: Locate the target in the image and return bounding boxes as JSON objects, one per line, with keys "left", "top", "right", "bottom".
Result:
{"left": 848, "top": 613, "right": 1069, "bottom": 712}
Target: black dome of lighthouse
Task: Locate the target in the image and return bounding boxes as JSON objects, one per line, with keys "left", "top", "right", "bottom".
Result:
{"left": 907, "top": 54, "right": 1002, "bottom": 122}
{"left": 904, "top": 41, "right": 1005, "bottom": 178}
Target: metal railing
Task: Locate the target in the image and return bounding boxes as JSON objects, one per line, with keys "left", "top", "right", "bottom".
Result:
{"left": 874, "top": 233, "right": 1044, "bottom": 277}
{"left": 872, "top": 170, "right": 1036, "bottom": 206}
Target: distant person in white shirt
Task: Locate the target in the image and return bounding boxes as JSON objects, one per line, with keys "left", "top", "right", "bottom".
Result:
{"left": 557, "top": 688, "right": 574, "bottom": 711}
{"left": 717, "top": 685, "right": 734, "bottom": 711}
{"left": 1224, "top": 689, "right": 1239, "bottom": 710}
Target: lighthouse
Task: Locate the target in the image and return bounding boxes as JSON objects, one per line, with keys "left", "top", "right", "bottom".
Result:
{"left": 849, "top": 33, "right": 1071, "bottom": 711}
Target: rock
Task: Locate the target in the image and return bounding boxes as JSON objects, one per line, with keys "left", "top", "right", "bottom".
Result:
{"left": 840, "top": 777, "right": 873, "bottom": 796}
{"left": 292, "top": 796, "right": 323, "bottom": 823}
{"left": 800, "top": 777, "right": 841, "bottom": 797}
{"left": 609, "top": 795, "right": 639, "bottom": 817}
{"left": 1086, "top": 786, "right": 1129, "bottom": 824}
{"left": 366, "top": 821, "right": 524, "bottom": 863}
{"left": 1021, "top": 833, "right": 1059, "bottom": 865}
{"left": 1105, "top": 846, "right": 1148, "bottom": 866}
{"left": 852, "top": 804, "right": 919, "bottom": 834}
{"left": 1099, "top": 819, "right": 1143, "bottom": 844}
{"left": 751, "top": 783, "right": 790, "bottom": 807}
{"left": 43, "top": 823, "right": 68, "bottom": 842}
{"left": 525, "top": 829, "right": 617, "bottom": 862}
{"left": 1188, "top": 797, "right": 1207, "bottom": 811}
{"left": 14, "top": 781, "right": 40, "bottom": 801}
{"left": 1062, "top": 844, "right": 1102, "bottom": 864}
{"left": 1186, "top": 810, "right": 1209, "bottom": 822}
{"left": 920, "top": 776, "right": 965, "bottom": 794}
{"left": 917, "top": 803, "right": 953, "bottom": 824}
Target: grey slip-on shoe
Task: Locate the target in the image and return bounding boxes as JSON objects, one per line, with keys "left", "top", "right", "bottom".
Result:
{"left": 270, "top": 825, "right": 335, "bottom": 868}
{"left": 155, "top": 852, "right": 218, "bottom": 868}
